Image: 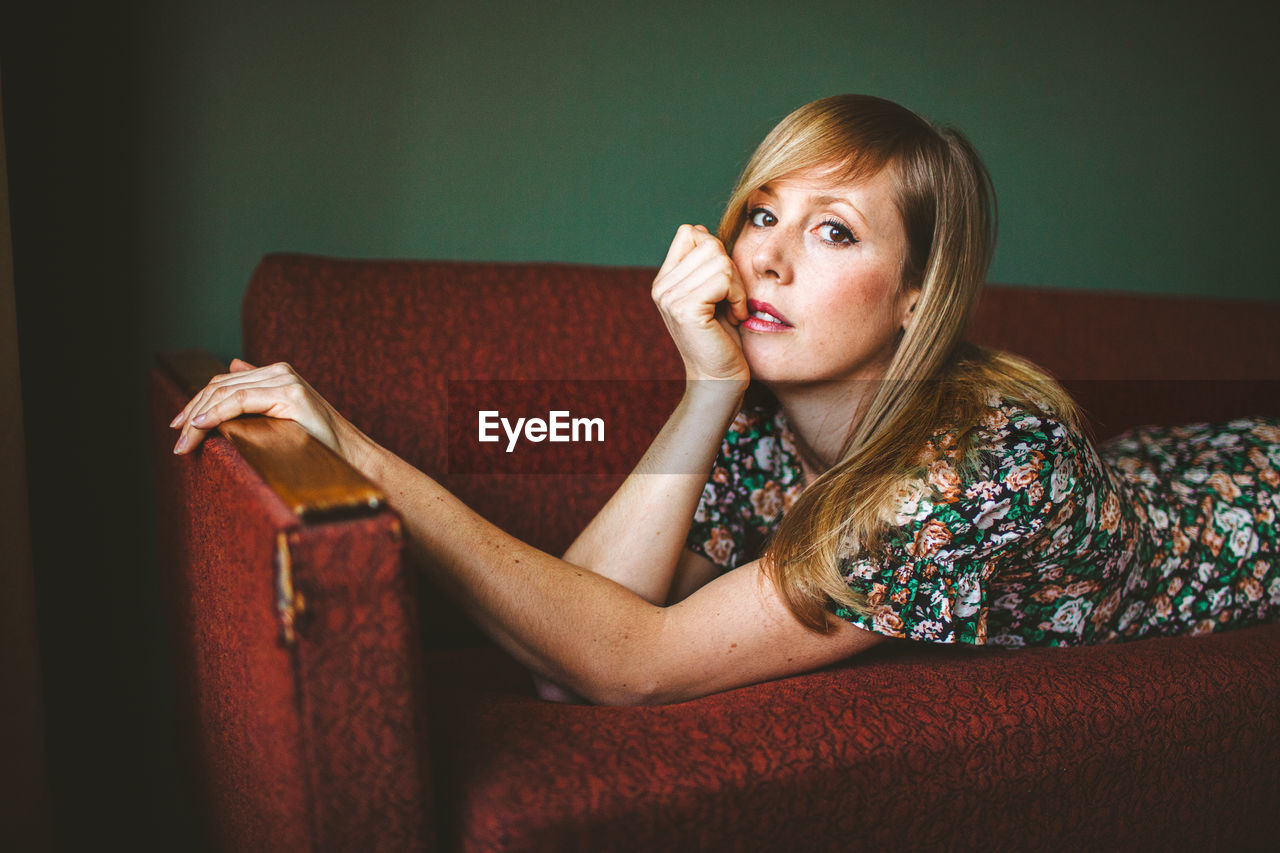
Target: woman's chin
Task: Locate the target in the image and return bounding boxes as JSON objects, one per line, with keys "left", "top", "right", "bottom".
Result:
{"left": 744, "top": 359, "right": 799, "bottom": 388}
{"left": 742, "top": 340, "right": 787, "bottom": 375}
{"left": 743, "top": 341, "right": 856, "bottom": 389}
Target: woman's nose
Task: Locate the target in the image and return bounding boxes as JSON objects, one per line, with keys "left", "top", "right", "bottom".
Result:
{"left": 751, "top": 227, "right": 792, "bottom": 285}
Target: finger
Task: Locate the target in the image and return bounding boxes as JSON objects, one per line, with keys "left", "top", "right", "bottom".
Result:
{"left": 170, "top": 382, "right": 219, "bottom": 430}
{"left": 655, "top": 245, "right": 737, "bottom": 309}
{"left": 686, "top": 226, "right": 718, "bottom": 253}
{"left": 172, "top": 423, "right": 210, "bottom": 455}
{"left": 174, "top": 373, "right": 300, "bottom": 453}
{"left": 171, "top": 371, "right": 287, "bottom": 436}
{"left": 685, "top": 225, "right": 717, "bottom": 252}
{"left": 173, "top": 385, "right": 219, "bottom": 452}
{"left": 188, "top": 378, "right": 296, "bottom": 427}
{"left": 725, "top": 264, "right": 749, "bottom": 323}
{"left": 655, "top": 224, "right": 700, "bottom": 282}
{"left": 170, "top": 363, "right": 285, "bottom": 428}
{"left": 230, "top": 358, "right": 258, "bottom": 372}
{"left": 171, "top": 381, "right": 224, "bottom": 429}
{"left": 174, "top": 383, "right": 292, "bottom": 454}
{"left": 652, "top": 236, "right": 732, "bottom": 303}
{"left": 663, "top": 262, "right": 743, "bottom": 327}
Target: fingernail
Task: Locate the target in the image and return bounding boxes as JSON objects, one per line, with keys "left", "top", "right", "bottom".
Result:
{"left": 173, "top": 435, "right": 188, "bottom": 454}
{"left": 192, "top": 413, "right": 209, "bottom": 426}
{"left": 169, "top": 415, "right": 183, "bottom": 429}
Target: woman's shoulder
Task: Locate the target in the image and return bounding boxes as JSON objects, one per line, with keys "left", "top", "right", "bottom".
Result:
{"left": 977, "top": 393, "right": 1084, "bottom": 461}
{"left": 918, "top": 391, "right": 1082, "bottom": 490}
{"left": 883, "top": 391, "right": 1089, "bottom": 557}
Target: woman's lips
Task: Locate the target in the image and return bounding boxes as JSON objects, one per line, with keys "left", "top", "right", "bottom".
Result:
{"left": 743, "top": 298, "right": 793, "bottom": 332}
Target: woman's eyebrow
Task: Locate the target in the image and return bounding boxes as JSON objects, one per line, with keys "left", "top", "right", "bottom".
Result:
{"left": 812, "top": 194, "right": 871, "bottom": 227}
{"left": 752, "top": 186, "right": 874, "bottom": 230}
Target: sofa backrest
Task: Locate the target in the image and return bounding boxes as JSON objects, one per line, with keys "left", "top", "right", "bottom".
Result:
{"left": 243, "top": 254, "right": 1280, "bottom": 555}
{"left": 243, "top": 255, "right": 682, "bottom": 557}
{"left": 968, "top": 283, "right": 1280, "bottom": 440}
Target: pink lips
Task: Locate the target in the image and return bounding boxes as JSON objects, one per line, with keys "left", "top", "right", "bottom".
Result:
{"left": 742, "top": 298, "right": 793, "bottom": 332}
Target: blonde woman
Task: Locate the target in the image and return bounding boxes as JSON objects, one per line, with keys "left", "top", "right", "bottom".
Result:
{"left": 170, "top": 95, "right": 1280, "bottom": 705}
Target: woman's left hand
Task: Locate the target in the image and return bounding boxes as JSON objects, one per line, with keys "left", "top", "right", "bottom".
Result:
{"left": 169, "top": 358, "right": 356, "bottom": 459}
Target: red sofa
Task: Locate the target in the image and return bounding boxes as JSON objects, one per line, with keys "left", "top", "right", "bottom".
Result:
{"left": 148, "top": 254, "right": 1280, "bottom": 852}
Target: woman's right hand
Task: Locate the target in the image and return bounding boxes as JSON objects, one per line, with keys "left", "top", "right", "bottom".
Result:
{"left": 652, "top": 224, "right": 751, "bottom": 386}
{"left": 170, "top": 358, "right": 360, "bottom": 461}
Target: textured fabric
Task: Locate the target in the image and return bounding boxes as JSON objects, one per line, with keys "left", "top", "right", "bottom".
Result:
{"left": 150, "top": 367, "right": 433, "bottom": 852}
{"left": 151, "top": 368, "right": 315, "bottom": 852}
{"left": 686, "top": 402, "right": 806, "bottom": 570}
{"left": 285, "top": 518, "right": 434, "bottom": 850}
{"left": 688, "top": 391, "right": 1280, "bottom": 646}
{"left": 968, "top": 283, "right": 1280, "bottom": 381}
{"left": 967, "top": 283, "right": 1280, "bottom": 440}
{"left": 425, "top": 631, "right": 1280, "bottom": 852}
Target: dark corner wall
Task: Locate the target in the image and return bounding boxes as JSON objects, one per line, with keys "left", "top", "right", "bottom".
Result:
{"left": 2, "top": 0, "right": 1278, "bottom": 847}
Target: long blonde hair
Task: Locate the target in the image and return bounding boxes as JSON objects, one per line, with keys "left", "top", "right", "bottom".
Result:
{"left": 719, "top": 95, "right": 1081, "bottom": 631}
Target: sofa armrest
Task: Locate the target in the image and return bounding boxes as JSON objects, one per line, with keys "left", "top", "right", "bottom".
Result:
{"left": 155, "top": 349, "right": 385, "bottom": 519}
{"left": 148, "top": 351, "right": 434, "bottom": 851}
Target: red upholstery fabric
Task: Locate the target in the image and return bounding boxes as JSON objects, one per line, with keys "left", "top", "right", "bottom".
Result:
{"left": 149, "top": 368, "right": 433, "bottom": 851}
{"left": 968, "top": 283, "right": 1280, "bottom": 437}
{"left": 242, "top": 256, "right": 684, "bottom": 559}
{"left": 424, "top": 627, "right": 1280, "bottom": 852}
{"left": 969, "top": 284, "right": 1280, "bottom": 380}
{"left": 147, "top": 254, "right": 1280, "bottom": 851}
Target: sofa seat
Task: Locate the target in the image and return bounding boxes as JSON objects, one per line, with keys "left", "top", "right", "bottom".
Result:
{"left": 423, "top": 625, "right": 1280, "bottom": 852}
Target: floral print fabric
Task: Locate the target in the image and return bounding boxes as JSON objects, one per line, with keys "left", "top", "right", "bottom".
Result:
{"left": 687, "top": 405, "right": 807, "bottom": 572}
{"left": 685, "top": 394, "right": 1280, "bottom": 646}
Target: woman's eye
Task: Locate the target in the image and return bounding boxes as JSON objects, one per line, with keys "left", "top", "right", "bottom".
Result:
{"left": 818, "top": 220, "right": 857, "bottom": 245}
{"left": 748, "top": 207, "right": 776, "bottom": 227}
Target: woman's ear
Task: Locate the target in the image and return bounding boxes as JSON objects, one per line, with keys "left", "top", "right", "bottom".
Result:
{"left": 900, "top": 287, "right": 921, "bottom": 332}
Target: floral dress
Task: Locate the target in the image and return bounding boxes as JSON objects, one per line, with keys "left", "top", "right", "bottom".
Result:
{"left": 685, "top": 394, "right": 1280, "bottom": 646}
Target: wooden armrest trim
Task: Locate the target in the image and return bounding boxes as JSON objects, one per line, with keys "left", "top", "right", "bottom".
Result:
{"left": 157, "top": 349, "right": 387, "bottom": 519}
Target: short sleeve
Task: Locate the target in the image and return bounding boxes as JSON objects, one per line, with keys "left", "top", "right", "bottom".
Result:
{"left": 685, "top": 404, "right": 805, "bottom": 571}
{"left": 686, "top": 467, "right": 746, "bottom": 570}
{"left": 834, "top": 403, "right": 1081, "bottom": 644}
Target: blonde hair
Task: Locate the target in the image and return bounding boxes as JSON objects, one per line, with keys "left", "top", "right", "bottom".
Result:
{"left": 719, "top": 95, "right": 1081, "bottom": 631}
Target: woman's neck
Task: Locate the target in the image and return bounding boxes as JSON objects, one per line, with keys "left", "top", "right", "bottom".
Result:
{"left": 770, "top": 377, "right": 879, "bottom": 482}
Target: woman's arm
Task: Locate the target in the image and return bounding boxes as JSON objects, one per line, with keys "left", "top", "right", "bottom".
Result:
{"left": 171, "top": 362, "right": 882, "bottom": 704}
{"left": 560, "top": 224, "right": 750, "bottom": 605}
{"left": 349, "top": 432, "right": 883, "bottom": 705}
{"left": 560, "top": 381, "right": 741, "bottom": 605}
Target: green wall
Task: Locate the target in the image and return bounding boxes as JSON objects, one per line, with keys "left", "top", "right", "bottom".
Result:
{"left": 133, "top": 0, "right": 1280, "bottom": 358}
{"left": 4, "top": 0, "right": 1278, "bottom": 845}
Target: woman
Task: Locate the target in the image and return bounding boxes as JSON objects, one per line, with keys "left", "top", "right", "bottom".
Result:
{"left": 170, "top": 95, "right": 1280, "bottom": 705}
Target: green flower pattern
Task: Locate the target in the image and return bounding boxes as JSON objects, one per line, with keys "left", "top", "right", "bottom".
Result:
{"left": 686, "top": 395, "right": 1280, "bottom": 646}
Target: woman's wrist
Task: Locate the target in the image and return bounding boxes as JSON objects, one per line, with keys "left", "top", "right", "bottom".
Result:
{"left": 683, "top": 376, "right": 749, "bottom": 414}
{"left": 333, "top": 419, "right": 386, "bottom": 482}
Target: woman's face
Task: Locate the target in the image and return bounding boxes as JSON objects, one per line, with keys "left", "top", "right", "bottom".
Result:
{"left": 730, "top": 164, "right": 918, "bottom": 390}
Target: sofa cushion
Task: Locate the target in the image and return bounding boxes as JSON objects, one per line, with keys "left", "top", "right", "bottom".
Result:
{"left": 425, "top": 623, "right": 1280, "bottom": 852}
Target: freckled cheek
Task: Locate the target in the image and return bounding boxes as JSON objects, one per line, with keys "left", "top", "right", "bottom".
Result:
{"left": 835, "top": 273, "right": 902, "bottom": 322}
{"left": 803, "top": 284, "right": 899, "bottom": 350}
{"left": 808, "top": 325, "right": 868, "bottom": 358}
{"left": 809, "top": 278, "right": 887, "bottom": 320}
